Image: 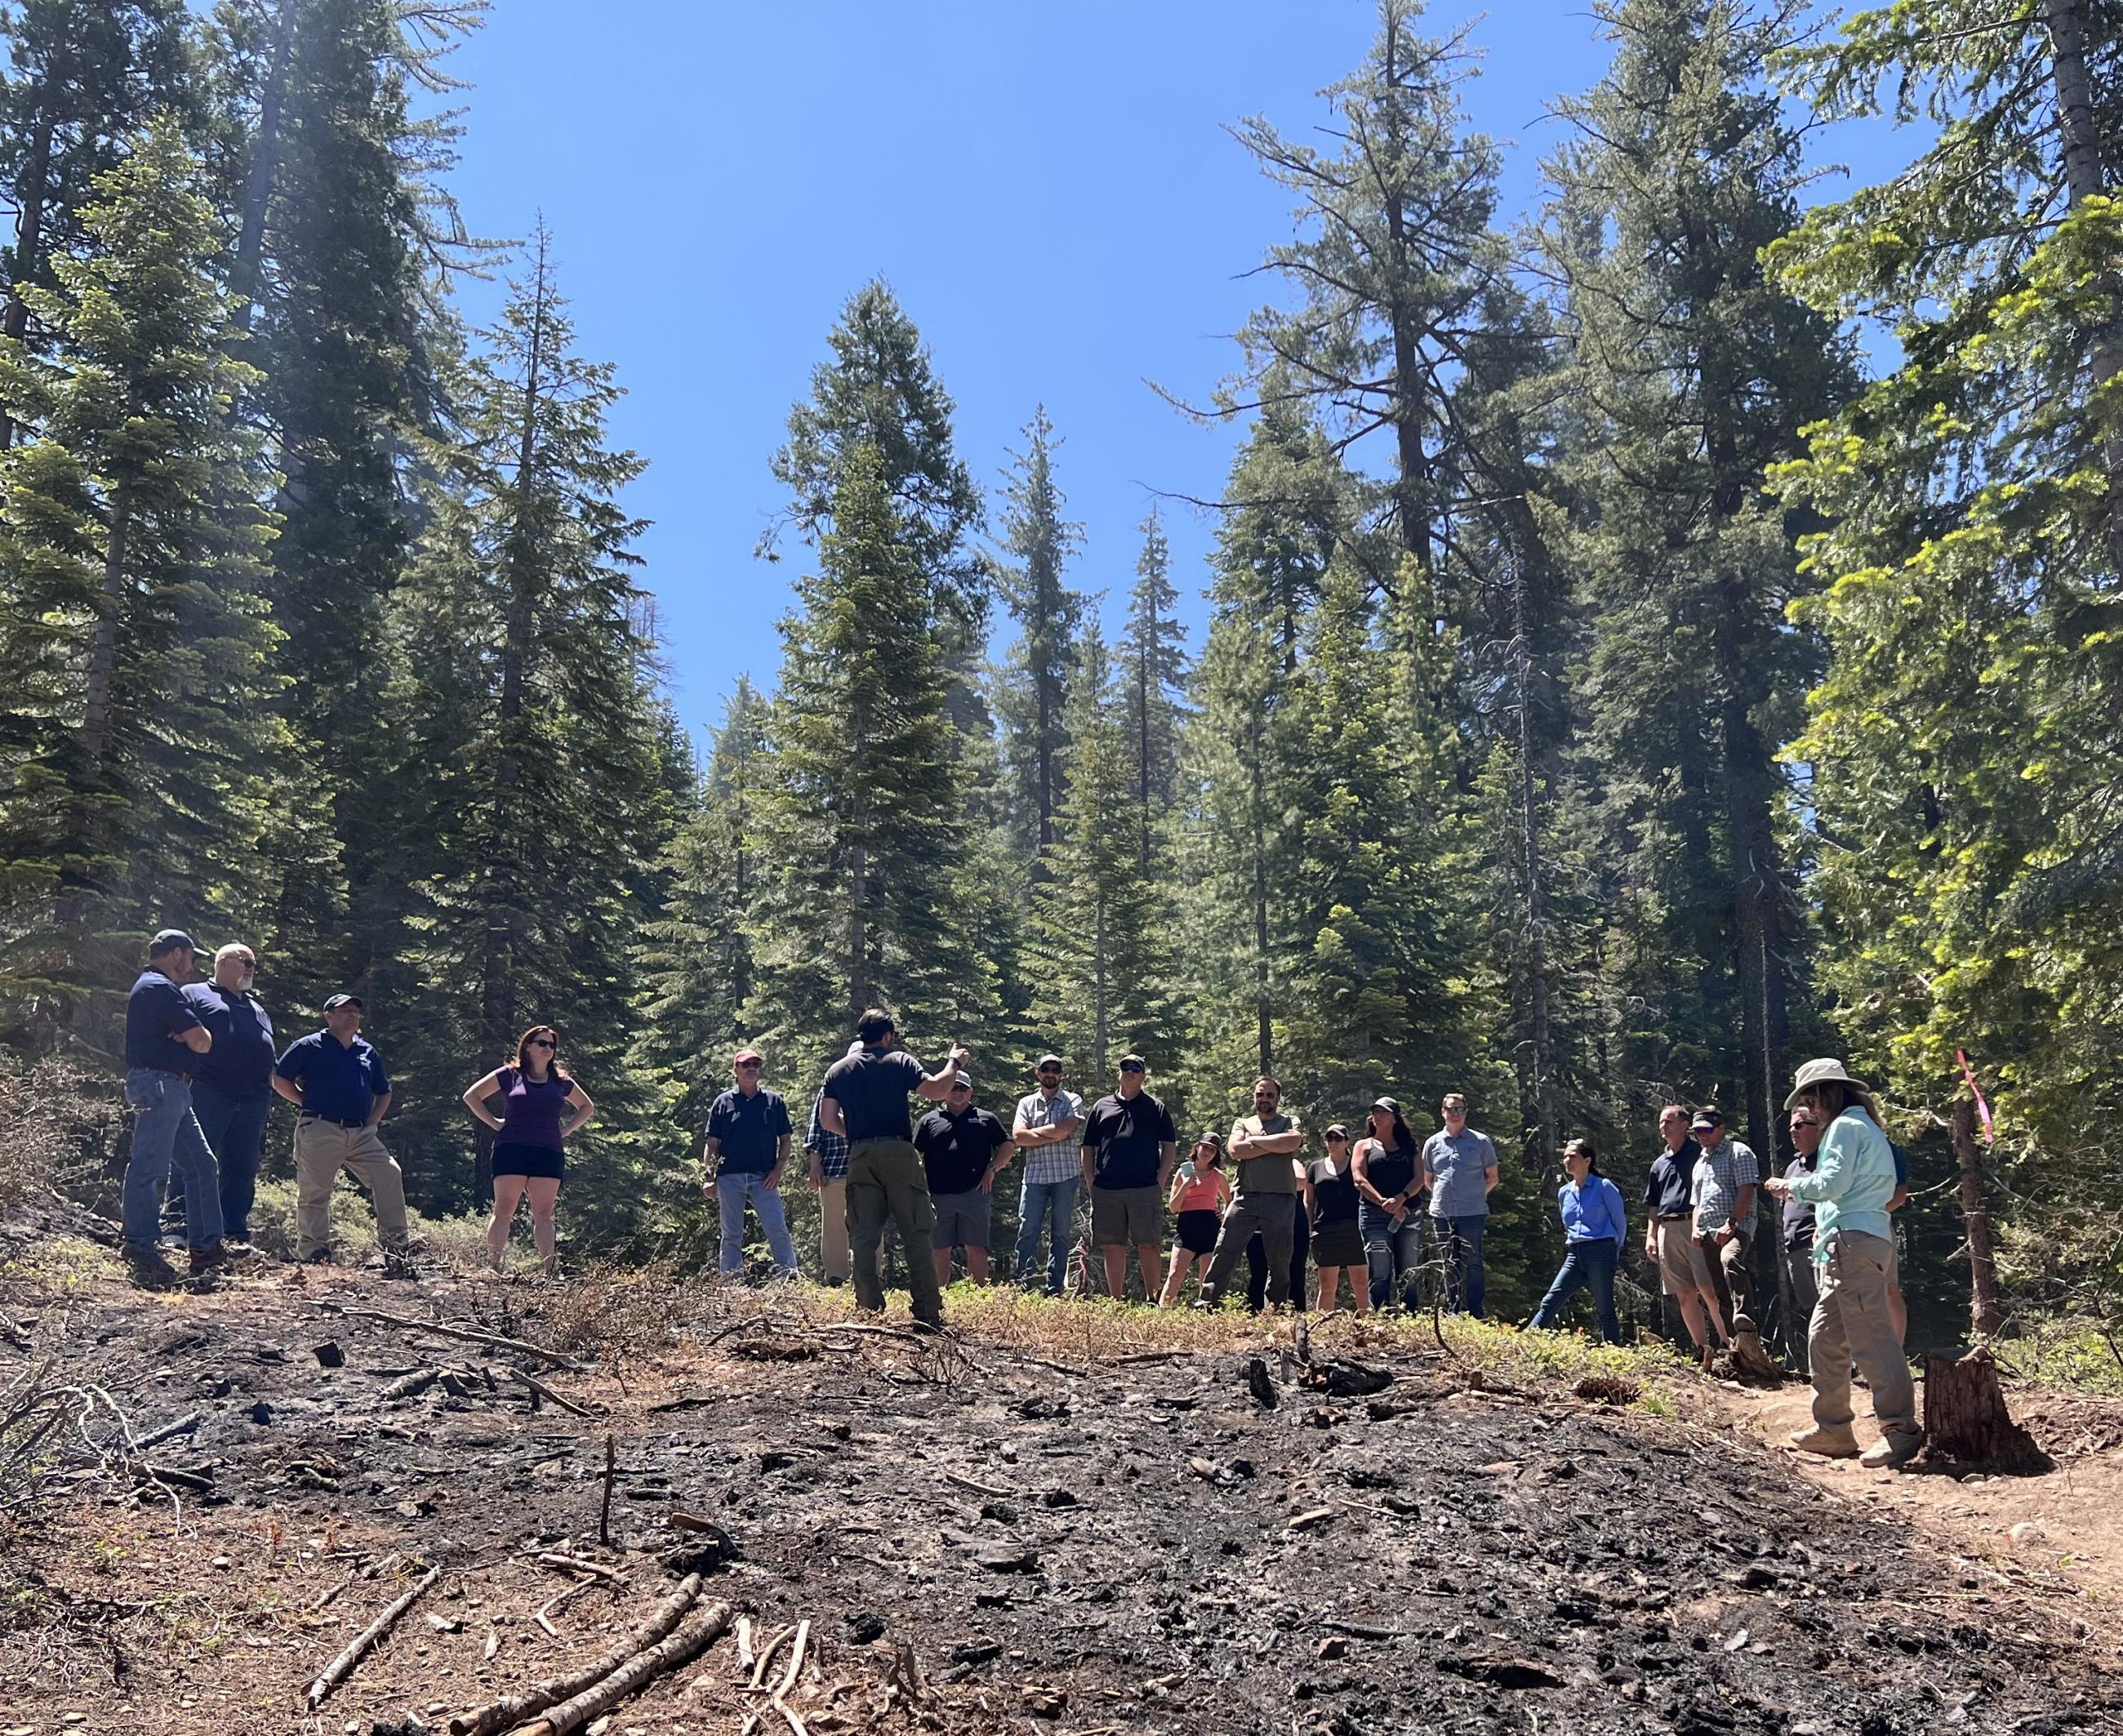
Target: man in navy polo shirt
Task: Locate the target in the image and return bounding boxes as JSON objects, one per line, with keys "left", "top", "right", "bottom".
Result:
{"left": 165, "top": 941, "right": 276, "bottom": 1244}
{"left": 274, "top": 994, "right": 413, "bottom": 1277}
{"left": 702, "top": 1048, "right": 798, "bottom": 1281}
{"left": 121, "top": 930, "right": 247, "bottom": 1286}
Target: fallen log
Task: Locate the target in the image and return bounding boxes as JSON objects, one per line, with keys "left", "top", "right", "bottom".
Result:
{"left": 448, "top": 1573, "right": 703, "bottom": 1736}
{"left": 510, "top": 1367, "right": 594, "bottom": 1417}
{"left": 381, "top": 1368, "right": 442, "bottom": 1402}
{"left": 305, "top": 1563, "right": 441, "bottom": 1708}
{"left": 134, "top": 1411, "right": 202, "bottom": 1449}
{"left": 307, "top": 1301, "right": 585, "bottom": 1370}
{"left": 512, "top": 1600, "right": 736, "bottom": 1736}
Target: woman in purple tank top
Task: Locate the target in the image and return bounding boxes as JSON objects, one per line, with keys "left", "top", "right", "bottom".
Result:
{"left": 462, "top": 1025, "right": 595, "bottom": 1275}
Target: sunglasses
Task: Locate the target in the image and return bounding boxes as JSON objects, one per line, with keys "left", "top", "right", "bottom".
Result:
{"left": 1038, "top": 1066, "right": 1062, "bottom": 1075}
{"left": 736, "top": 1061, "right": 763, "bottom": 1070}
{"left": 1119, "top": 1062, "right": 1146, "bottom": 1074}
{"left": 528, "top": 1038, "right": 556, "bottom": 1049}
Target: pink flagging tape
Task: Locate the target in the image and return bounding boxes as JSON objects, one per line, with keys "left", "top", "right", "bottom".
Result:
{"left": 1956, "top": 1048, "right": 1996, "bottom": 1146}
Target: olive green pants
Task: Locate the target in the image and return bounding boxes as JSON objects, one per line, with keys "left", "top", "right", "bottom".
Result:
{"left": 847, "top": 1138, "right": 942, "bottom": 1324}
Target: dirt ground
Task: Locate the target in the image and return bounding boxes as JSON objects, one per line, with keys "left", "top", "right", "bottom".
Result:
{"left": 3, "top": 1229, "right": 2121, "bottom": 1736}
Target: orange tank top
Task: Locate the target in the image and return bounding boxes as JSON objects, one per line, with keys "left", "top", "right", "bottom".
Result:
{"left": 1176, "top": 1167, "right": 1225, "bottom": 1212}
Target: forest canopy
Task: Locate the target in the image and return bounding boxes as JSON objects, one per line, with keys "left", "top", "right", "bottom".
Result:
{"left": 2, "top": 0, "right": 2118, "bottom": 1339}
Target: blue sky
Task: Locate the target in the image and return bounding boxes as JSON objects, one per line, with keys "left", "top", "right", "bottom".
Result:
{"left": 440, "top": 2, "right": 1912, "bottom": 754}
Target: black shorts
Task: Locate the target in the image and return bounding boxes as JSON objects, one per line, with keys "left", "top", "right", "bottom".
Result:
{"left": 492, "top": 1142, "right": 564, "bottom": 1182}
{"left": 1312, "top": 1217, "right": 1366, "bottom": 1268}
{"left": 1177, "top": 1209, "right": 1221, "bottom": 1256}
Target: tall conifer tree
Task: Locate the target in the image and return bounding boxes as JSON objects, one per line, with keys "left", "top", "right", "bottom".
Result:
{"left": 993, "top": 406, "right": 1084, "bottom": 861}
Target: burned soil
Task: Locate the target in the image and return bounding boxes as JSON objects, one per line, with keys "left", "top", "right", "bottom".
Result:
{"left": 2, "top": 1250, "right": 2118, "bottom": 1736}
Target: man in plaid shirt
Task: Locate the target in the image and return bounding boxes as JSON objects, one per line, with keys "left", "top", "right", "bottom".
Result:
{"left": 1009, "top": 1053, "right": 1084, "bottom": 1295}
{"left": 805, "top": 1081, "right": 852, "bottom": 1285}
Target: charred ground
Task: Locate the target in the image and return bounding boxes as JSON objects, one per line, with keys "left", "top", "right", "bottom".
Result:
{"left": 1, "top": 1221, "right": 2118, "bottom": 1736}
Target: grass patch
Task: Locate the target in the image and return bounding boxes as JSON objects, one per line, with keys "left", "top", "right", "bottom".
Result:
{"left": 1990, "top": 1326, "right": 2123, "bottom": 1397}
{"left": 245, "top": 1177, "right": 489, "bottom": 1269}
{"left": 0, "top": 1233, "right": 119, "bottom": 1289}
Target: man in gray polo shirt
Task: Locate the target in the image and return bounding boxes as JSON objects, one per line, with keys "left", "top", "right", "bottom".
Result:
{"left": 1422, "top": 1092, "right": 1498, "bottom": 1317}
{"left": 1689, "top": 1105, "right": 1760, "bottom": 1331}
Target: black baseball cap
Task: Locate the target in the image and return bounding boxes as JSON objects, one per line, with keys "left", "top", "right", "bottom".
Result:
{"left": 323, "top": 993, "right": 364, "bottom": 1012}
{"left": 149, "top": 928, "right": 197, "bottom": 956}
{"left": 1690, "top": 1106, "right": 1723, "bottom": 1132}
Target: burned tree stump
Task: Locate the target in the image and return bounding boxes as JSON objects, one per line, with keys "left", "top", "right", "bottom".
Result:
{"left": 1917, "top": 1347, "right": 2050, "bottom": 1475}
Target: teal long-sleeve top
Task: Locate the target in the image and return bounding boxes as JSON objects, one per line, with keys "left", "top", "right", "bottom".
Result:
{"left": 1781, "top": 1105, "right": 1897, "bottom": 1264}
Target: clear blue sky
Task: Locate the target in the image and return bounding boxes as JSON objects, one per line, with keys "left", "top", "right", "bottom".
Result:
{"left": 440, "top": 2, "right": 1911, "bottom": 754}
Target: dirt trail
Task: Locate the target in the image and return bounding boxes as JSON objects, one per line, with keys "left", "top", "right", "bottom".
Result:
{"left": 2, "top": 1249, "right": 2121, "bottom": 1736}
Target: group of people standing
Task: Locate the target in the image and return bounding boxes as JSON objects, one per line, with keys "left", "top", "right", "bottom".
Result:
{"left": 119, "top": 928, "right": 590, "bottom": 1287}
{"left": 697, "top": 1009, "right": 1507, "bottom": 1330}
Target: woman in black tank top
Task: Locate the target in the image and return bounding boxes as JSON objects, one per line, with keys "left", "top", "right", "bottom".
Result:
{"left": 1351, "top": 1097, "right": 1422, "bottom": 1311}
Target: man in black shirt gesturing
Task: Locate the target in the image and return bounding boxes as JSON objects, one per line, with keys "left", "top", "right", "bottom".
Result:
{"left": 1080, "top": 1055, "right": 1177, "bottom": 1302}
{"left": 819, "top": 1008, "right": 970, "bottom": 1328}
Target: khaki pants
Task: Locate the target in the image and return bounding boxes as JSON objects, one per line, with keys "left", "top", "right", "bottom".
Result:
{"left": 846, "top": 1138, "right": 941, "bottom": 1324}
{"left": 294, "top": 1118, "right": 408, "bottom": 1258}
{"left": 1808, "top": 1230, "right": 1917, "bottom": 1441}
{"left": 817, "top": 1177, "right": 851, "bottom": 1282}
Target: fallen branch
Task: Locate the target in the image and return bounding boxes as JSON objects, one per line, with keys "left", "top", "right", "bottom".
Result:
{"left": 513, "top": 1600, "right": 736, "bottom": 1736}
{"left": 133, "top": 1412, "right": 201, "bottom": 1450}
{"left": 307, "top": 1301, "right": 585, "bottom": 1370}
{"left": 770, "top": 1618, "right": 810, "bottom": 1736}
{"left": 942, "top": 1472, "right": 1011, "bottom": 1500}
{"left": 536, "top": 1551, "right": 628, "bottom": 1584}
{"left": 449, "top": 1574, "right": 704, "bottom": 1736}
{"left": 381, "top": 1368, "right": 442, "bottom": 1402}
{"left": 533, "top": 1578, "right": 594, "bottom": 1637}
{"left": 305, "top": 1564, "right": 441, "bottom": 1708}
{"left": 511, "top": 1368, "right": 594, "bottom": 1417}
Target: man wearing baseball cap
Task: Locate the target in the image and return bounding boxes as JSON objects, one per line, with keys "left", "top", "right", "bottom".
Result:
{"left": 1687, "top": 1105, "right": 1760, "bottom": 1333}
{"left": 118, "top": 930, "right": 249, "bottom": 1285}
{"left": 272, "top": 993, "right": 413, "bottom": 1277}
{"left": 703, "top": 1048, "right": 798, "bottom": 1282}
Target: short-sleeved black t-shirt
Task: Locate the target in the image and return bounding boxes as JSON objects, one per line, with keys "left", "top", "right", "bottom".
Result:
{"left": 126, "top": 968, "right": 202, "bottom": 1074}
{"left": 1081, "top": 1090, "right": 1177, "bottom": 1191}
{"left": 913, "top": 1106, "right": 1008, "bottom": 1195}
{"left": 821, "top": 1047, "right": 929, "bottom": 1142}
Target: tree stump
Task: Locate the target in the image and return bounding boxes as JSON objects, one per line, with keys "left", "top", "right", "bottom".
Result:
{"left": 1917, "top": 1347, "right": 2050, "bottom": 1475}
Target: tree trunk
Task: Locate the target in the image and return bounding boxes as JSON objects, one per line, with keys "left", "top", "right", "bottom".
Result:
{"left": 1918, "top": 1347, "right": 2050, "bottom": 1475}
{"left": 1136, "top": 636, "right": 1152, "bottom": 872}
{"left": 2042, "top": 0, "right": 2123, "bottom": 571}
{"left": 1249, "top": 716, "right": 1271, "bottom": 1078}
{"left": 1092, "top": 882, "right": 1108, "bottom": 1078}
{"left": 1510, "top": 555, "right": 1556, "bottom": 1165}
{"left": 1953, "top": 1093, "right": 2004, "bottom": 1339}
{"left": 78, "top": 485, "right": 136, "bottom": 769}
{"left": 230, "top": 0, "right": 301, "bottom": 333}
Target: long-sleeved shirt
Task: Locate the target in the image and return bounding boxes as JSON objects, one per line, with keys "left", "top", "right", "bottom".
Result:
{"left": 1559, "top": 1175, "right": 1627, "bottom": 1245}
{"left": 1782, "top": 1106, "right": 1898, "bottom": 1264}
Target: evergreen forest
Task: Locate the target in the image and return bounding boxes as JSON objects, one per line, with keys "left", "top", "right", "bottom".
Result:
{"left": 3, "top": 0, "right": 2119, "bottom": 1346}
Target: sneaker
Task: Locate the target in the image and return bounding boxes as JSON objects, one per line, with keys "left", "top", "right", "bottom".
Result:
{"left": 123, "top": 1243, "right": 181, "bottom": 1289}
{"left": 1788, "top": 1425, "right": 1862, "bottom": 1458}
{"left": 1858, "top": 1428, "right": 1922, "bottom": 1470}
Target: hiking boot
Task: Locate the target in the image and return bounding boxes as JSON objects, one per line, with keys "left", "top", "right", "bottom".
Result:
{"left": 1789, "top": 1424, "right": 1862, "bottom": 1458}
{"left": 123, "top": 1243, "right": 181, "bottom": 1290}
{"left": 189, "top": 1240, "right": 256, "bottom": 1276}
{"left": 1858, "top": 1428, "right": 1923, "bottom": 1470}
{"left": 305, "top": 1246, "right": 335, "bottom": 1265}
{"left": 381, "top": 1246, "right": 418, "bottom": 1281}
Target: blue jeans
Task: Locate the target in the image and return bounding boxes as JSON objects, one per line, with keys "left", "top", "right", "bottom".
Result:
{"left": 1359, "top": 1203, "right": 1423, "bottom": 1311}
{"left": 715, "top": 1172, "right": 797, "bottom": 1277}
{"left": 1434, "top": 1213, "right": 1486, "bottom": 1317}
{"left": 122, "top": 1070, "right": 223, "bottom": 1252}
{"left": 189, "top": 1082, "right": 271, "bottom": 1240}
{"left": 1530, "top": 1237, "right": 1621, "bottom": 1343}
{"left": 1015, "top": 1176, "right": 1079, "bottom": 1294}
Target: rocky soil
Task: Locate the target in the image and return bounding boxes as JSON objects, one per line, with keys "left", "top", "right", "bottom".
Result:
{"left": 1, "top": 1228, "right": 2118, "bottom": 1736}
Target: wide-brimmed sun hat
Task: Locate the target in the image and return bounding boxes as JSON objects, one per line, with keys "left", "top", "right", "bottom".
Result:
{"left": 1784, "top": 1057, "right": 1870, "bottom": 1111}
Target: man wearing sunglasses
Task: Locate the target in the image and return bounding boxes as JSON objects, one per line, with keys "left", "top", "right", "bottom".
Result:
{"left": 705, "top": 1048, "right": 798, "bottom": 1283}
{"left": 1780, "top": 1105, "right": 1825, "bottom": 1369}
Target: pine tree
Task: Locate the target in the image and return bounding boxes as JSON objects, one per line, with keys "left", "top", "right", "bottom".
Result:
{"left": 385, "top": 229, "right": 673, "bottom": 1219}
{"left": 766, "top": 278, "right": 985, "bottom": 621}
{"left": 1024, "top": 625, "right": 1180, "bottom": 1079}
{"left": 1769, "top": 0, "right": 2123, "bottom": 1318}
{"left": 0, "top": 118, "right": 280, "bottom": 1050}
{"left": 1540, "top": 0, "right": 1856, "bottom": 1161}
{"left": 1118, "top": 506, "right": 1190, "bottom": 871}
{"left": 992, "top": 405, "right": 1084, "bottom": 861}
{"left": 0, "top": 0, "right": 196, "bottom": 449}
{"left": 1222, "top": 0, "right": 1506, "bottom": 581}
{"left": 745, "top": 444, "right": 994, "bottom": 1081}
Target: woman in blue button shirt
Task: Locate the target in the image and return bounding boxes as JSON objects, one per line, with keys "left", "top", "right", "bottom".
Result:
{"left": 1528, "top": 1137, "right": 1627, "bottom": 1344}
